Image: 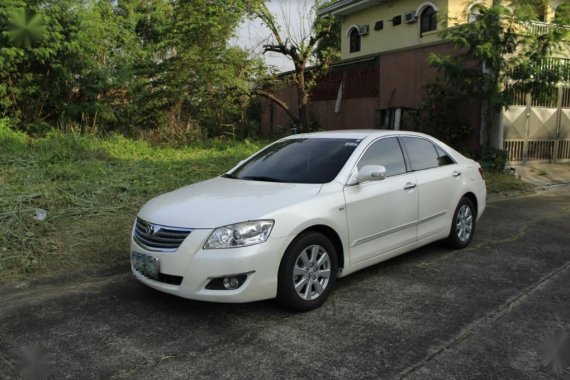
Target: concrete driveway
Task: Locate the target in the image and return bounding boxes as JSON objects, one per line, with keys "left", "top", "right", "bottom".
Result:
{"left": 513, "top": 162, "right": 570, "bottom": 189}
{"left": 1, "top": 189, "right": 570, "bottom": 379}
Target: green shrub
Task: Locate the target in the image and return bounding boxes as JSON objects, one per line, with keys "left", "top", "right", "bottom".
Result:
{"left": 23, "top": 121, "right": 52, "bottom": 136}
{"left": 412, "top": 82, "right": 472, "bottom": 149}
{"left": 481, "top": 148, "right": 508, "bottom": 171}
{"left": 0, "top": 118, "right": 28, "bottom": 153}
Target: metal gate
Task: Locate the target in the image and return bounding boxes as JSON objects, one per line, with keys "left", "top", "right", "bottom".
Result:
{"left": 502, "top": 86, "right": 570, "bottom": 162}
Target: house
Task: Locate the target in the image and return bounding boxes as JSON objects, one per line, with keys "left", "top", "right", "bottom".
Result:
{"left": 260, "top": 0, "right": 570, "bottom": 161}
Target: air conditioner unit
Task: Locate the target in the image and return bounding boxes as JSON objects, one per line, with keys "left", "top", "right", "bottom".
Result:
{"left": 404, "top": 11, "right": 416, "bottom": 23}
{"left": 358, "top": 25, "right": 369, "bottom": 35}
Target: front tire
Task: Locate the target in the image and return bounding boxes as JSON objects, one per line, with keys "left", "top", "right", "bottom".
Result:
{"left": 446, "top": 196, "right": 476, "bottom": 248}
{"left": 277, "top": 232, "right": 338, "bottom": 311}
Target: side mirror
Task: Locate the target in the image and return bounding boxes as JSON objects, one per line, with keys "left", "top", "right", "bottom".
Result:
{"left": 348, "top": 165, "right": 387, "bottom": 185}
{"left": 358, "top": 165, "right": 387, "bottom": 182}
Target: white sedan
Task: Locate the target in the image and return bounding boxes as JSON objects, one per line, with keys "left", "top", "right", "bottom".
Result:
{"left": 131, "top": 130, "right": 486, "bottom": 310}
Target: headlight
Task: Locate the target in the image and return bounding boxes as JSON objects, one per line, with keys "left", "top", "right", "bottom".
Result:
{"left": 204, "top": 220, "right": 274, "bottom": 249}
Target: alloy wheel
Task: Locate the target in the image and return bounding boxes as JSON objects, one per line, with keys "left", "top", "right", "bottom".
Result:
{"left": 456, "top": 204, "right": 473, "bottom": 243}
{"left": 292, "top": 244, "right": 331, "bottom": 301}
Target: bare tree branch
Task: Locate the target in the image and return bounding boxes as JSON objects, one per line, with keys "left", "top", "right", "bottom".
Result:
{"left": 247, "top": 1, "right": 340, "bottom": 131}
{"left": 251, "top": 88, "right": 299, "bottom": 123}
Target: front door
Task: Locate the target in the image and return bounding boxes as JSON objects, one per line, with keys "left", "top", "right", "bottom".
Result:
{"left": 344, "top": 137, "right": 418, "bottom": 265}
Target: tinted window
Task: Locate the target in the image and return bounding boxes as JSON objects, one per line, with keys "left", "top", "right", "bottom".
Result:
{"left": 402, "top": 137, "right": 440, "bottom": 171}
{"left": 357, "top": 137, "right": 406, "bottom": 177}
{"left": 231, "top": 138, "right": 360, "bottom": 184}
{"left": 435, "top": 146, "right": 455, "bottom": 166}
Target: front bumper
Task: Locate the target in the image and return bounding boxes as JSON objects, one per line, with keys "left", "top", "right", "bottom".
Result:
{"left": 130, "top": 228, "right": 292, "bottom": 303}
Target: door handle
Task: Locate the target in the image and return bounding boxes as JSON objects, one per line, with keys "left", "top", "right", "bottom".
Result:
{"left": 404, "top": 182, "right": 416, "bottom": 190}
{"left": 453, "top": 171, "right": 461, "bottom": 177}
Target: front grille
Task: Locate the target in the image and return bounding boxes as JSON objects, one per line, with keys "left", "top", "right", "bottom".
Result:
{"left": 133, "top": 218, "right": 192, "bottom": 252}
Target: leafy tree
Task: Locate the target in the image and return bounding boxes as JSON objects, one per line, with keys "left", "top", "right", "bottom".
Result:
{"left": 555, "top": 2, "right": 570, "bottom": 25}
{"left": 0, "top": 0, "right": 261, "bottom": 136}
{"left": 0, "top": 0, "right": 140, "bottom": 132}
{"left": 412, "top": 82, "right": 472, "bottom": 149}
{"left": 116, "top": 0, "right": 262, "bottom": 136}
{"left": 156, "top": 0, "right": 253, "bottom": 133}
{"left": 425, "top": 0, "right": 569, "bottom": 151}
{"left": 0, "top": 0, "right": 69, "bottom": 132}
{"left": 3, "top": 7, "right": 46, "bottom": 48}
{"left": 248, "top": 0, "right": 340, "bottom": 132}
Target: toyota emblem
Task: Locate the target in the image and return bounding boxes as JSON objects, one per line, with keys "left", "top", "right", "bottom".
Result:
{"left": 145, "top": 224, "right": 161, "bottom": 236}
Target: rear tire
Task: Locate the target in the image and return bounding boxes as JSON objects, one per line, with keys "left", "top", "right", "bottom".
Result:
{"left": 446, "top": 197, "right": 476, "bottom": 249}
{"left": 277, "top": 232, "right": 338, "bottom": 311}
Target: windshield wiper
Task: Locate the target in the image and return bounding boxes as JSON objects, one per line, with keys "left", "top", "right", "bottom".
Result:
{"left": 241, "top": 175, "right": 283, "bottom": 182}
{"left": 222, "top": 173, "right": 238, "bottom": 179}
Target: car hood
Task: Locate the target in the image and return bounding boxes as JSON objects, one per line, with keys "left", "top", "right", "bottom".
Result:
{"left": 138, "top": 177, "right": 323, "bottom": 228}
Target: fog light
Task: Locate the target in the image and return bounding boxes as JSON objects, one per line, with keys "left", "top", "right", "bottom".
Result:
{"left": 205, "top": 273, "right": 250, "bottom": 290}
{"left": 223, "top": 277, "right": 240, "bottom": 290}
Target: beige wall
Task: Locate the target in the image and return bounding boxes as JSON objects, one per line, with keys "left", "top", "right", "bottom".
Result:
{"left": 447, "top": 0, "right": 492, "bottom": 25}
{"left": 340, "top": 0, "right": 448, "bottom": 59}
{"left": 547, "top": 0, "right": 564, "bottom": 22}
{"left": 448, "top": 0, "right": 563, "bottom": 23}
{"left": 339, "top": 0, "right": 564, "bottom": 60}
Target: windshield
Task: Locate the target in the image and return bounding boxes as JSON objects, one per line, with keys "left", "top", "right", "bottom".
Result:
{"left": 228, "top": 138, "right": 361, "bottom": 184}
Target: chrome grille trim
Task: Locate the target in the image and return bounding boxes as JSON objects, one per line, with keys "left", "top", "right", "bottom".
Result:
{"left": 133, "top": 218, "right": 192, "bottom": 252}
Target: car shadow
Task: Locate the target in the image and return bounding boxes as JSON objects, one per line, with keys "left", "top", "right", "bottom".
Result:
{"left": 126, "top": 240, "right": 452, "bottom": 316}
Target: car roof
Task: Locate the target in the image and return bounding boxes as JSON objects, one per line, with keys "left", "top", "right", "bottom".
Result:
{"left": 281, "top": 130, "right": 434, "bottom": 140}
{"left": 279, "top": 129, "right": 469, "bottom": 164}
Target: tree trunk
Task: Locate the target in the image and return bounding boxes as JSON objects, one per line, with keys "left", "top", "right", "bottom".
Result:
{"left": 299, "top": 103, "right": 310, "bottom": 132}
{"left": 481, "top": 100, "right": 500, "bottom": 156}
{"left": 298, "top": 82, "right": 310, "bottom": 132}
{"left": 296, "top": 63, "right": 311, "bottom": 132}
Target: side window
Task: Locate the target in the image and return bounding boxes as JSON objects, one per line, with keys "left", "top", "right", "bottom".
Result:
{"left": 357, "top": 137, "right": 406, "bottom": 177}
{"left": 402, "top": 137, "right": 440, "bottom": 171}
{"left": 435, "top": 146, "right": 454, "bottom": 166}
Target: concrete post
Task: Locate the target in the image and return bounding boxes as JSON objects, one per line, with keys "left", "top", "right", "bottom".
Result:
{"left": 523, "top": 93, "right": 531, "bottom": 163}
{"left": 553, "top": 85, "right": 563, "bottom": 163}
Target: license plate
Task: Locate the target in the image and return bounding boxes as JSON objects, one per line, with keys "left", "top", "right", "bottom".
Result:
{"left": 132, "top": 251, "right": 160, "bottom": 280}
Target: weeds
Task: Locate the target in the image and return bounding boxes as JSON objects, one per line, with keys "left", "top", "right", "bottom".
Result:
{"left": 484, "top": 171, "right": 535, "bottom": 194}
{"left": 0, "top": 120, "right": 537, "bottom": 282}
{"left": 0, "top": 123, "right": 263, "bottom": 282}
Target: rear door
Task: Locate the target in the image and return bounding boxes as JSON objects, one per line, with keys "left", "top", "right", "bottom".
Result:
{"left": 400, "top": 137, "right": 461, "bottom": 241}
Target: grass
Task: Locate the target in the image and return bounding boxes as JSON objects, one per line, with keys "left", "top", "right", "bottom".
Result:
{"left": 0, "top": 121, "right": 264, "bottom": 283}
{"left": 0, "top": 120, "right": 537, "bottom": 283}
{"left": 484, "top": 170, "right": 535, "bottom": 194}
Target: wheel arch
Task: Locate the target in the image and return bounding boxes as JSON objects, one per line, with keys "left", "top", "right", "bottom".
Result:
{"left": 461, "top": 191, "right": 478, "bottom": 217}
{"left": 293, "top": 224, "right": 346, "bottom": 273}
